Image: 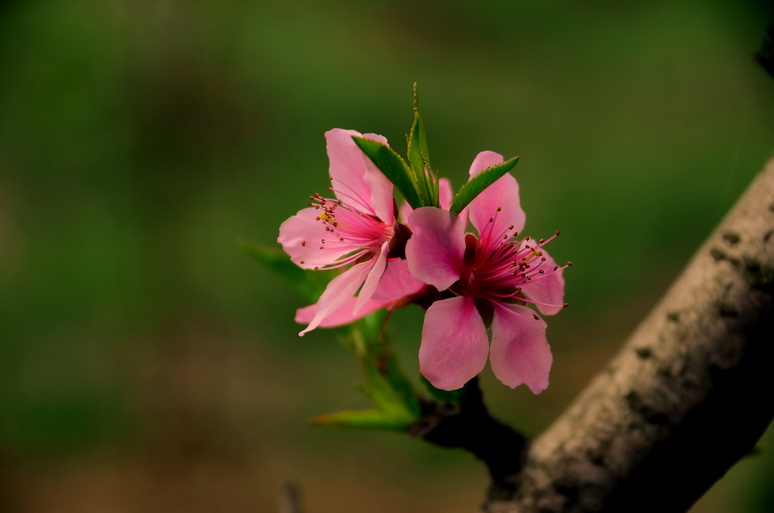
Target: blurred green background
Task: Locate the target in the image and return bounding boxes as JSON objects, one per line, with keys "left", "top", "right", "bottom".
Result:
{"left": 1, "top": 1, "right": 772, "bottom": 511}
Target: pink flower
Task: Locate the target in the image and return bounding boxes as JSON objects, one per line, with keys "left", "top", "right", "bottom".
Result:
{"left": 278, "top": 129, "right": 423, "bottom": 335}
{"left": 405, "top": 151, "right": 566, "bottom": 392}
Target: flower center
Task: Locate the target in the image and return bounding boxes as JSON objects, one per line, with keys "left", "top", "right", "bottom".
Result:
{"left": 454, "top": 209, "right": 570, "bottom": 310}
{"left": 307, "top": 192, "right": 394, "bottom": 269}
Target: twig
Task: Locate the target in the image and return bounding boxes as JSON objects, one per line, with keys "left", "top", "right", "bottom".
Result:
{"left": 278, "top": 482, "right": 303, "bottom": 513}
{"left": 411, "top": 377, "right": 528, "bottom": 487}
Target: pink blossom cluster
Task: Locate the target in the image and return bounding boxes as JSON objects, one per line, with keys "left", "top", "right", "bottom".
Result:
{"left": 278, "top": 129, "right": 567, "bottom": 393}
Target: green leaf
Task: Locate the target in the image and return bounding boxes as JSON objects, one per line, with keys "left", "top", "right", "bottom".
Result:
{"left": 341, "top": 313, "right": 420, "bottom": 423}
{"left": 354, "top": 308, "right": 388, "bottom": 348}
{"left": 382, "top": 350, "right": 421, "bottom": 416}
{"left": 353, "top": 136, "right": 423, "bottom": 210}
{"left": 239, "top": 240, "right": 330, "bottom": 302}
{"left": 310, "top": 408, "right": 413, "bottom": 431}
{"left": 407, "top": 85, "right": 438, "bottom": 208}
{"left": 359, "top": 353, "right": 419, "bottom": 421}
{"left": 406, "top": 116, "right": 426, "bottom": 177}
{"left": 449, "top": 156, "right": 520, "bottom": 214}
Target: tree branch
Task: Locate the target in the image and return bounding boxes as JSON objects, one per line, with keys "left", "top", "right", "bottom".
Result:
{"left": 481, "top": 155, "right": 774, "bottom": 512}
{"left": 411, "top": 378, "right": 528, "bottom": 486}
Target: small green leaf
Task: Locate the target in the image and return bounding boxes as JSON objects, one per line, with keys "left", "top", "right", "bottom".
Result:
{"left": 239, "top": 240, "right": 330, "bottom": 302}
{"left": 353, "top": 136, "right": 423, "bottom": 209}
{"left": 407, "top": 116, "right": 426, "bottom": 176}
{"left": 381, "top": 351, "right": 420, "bottom": 417}
{"left": 344, "top": 315, "right": 420, "bottom": 420}
{"left": 408, "top": 118, "right": 437, "bottom": 208}
{"left": 407, "top": 85, "right": 438, "bottom": 208}
{"left": 354, "top": 308, "right": 388, "bottom": 348}
{"left": 360, "top": 354, "right": 419, "bottom": 421}
{"left": 449, "top": 156, "right": 520, "bottom": 214}
{"left": 310, "top": 408, "right": 413, "bottom": 431}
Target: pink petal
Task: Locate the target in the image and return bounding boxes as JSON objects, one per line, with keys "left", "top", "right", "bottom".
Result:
{"left": 419, "top": 296, "right": 489, "bottom": 390}
{"left": 362, "top": 134, "right": 396, "bottom": 223}
{"left": 405, "top": 207, "right": 465, "bottom": 291}
{"left": 370, "top": 258, "right": 425, "bottom": 303}
{"left": 398, "top": 177, "right": 453, "bottom": 223}
{"left": 362, "top": 133, "right": 388, "bottom": 146}
{"left": 354, "top": 241, "right": 390, "bottom": 313}
{"left": 520, "top": 246, "right": 565, "bottom": 315}
{"left": 438, "top": 177, "right": 453, "bottom": 210}
{"left": 278, "top": 207, "right": 355, "bottom": 269}
{"left": 295, "top": 297, "right": 388, "bottom": 328}
{"left": 489, "top": 303, "right": 552, "bottom": 394}
{"left": 398, "top": 200, "right": 413, "bottom": 225}
{"left": 295, "top": 257, "right": 424, "bottom": 329}
{"left": 298, "top": 259, "right": 373, "bottom": 336}
{"left": 467, "top": 152, "right": 526, "bottom": 239}
{"left": 468, "top": 151, "right": 505, "bottom": 179}
{"left": 325, "top": 129, "right": 393, "bottom": 222}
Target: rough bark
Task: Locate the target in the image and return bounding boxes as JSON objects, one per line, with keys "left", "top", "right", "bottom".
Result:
{"left": 481, "top": 156, "right": 774, "bottom": 512}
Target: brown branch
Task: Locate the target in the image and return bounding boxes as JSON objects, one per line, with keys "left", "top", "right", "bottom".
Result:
{"left": 410, "top": 378, "right": 528, "bottom": 486}
{"left": 480, "top": 156, "right": 774, "bottom": 512}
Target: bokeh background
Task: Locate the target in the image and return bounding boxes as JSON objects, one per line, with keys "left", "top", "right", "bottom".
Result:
{"left": 1, "top": 1, "right": 773, "bottom": 512}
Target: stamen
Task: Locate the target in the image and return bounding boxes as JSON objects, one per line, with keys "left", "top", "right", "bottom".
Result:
{"left": 328, "top": 178, "right": 377, "bottom": 217}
